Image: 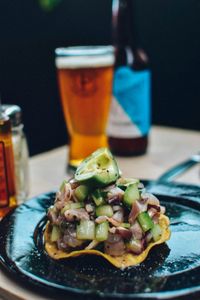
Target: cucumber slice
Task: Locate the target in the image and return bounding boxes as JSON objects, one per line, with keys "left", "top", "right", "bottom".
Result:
{"left": 151, "top": 224, "right": 163, "bottom": 241}
{"left": 123, "top": 183, "right": 140, "bottom": 207}
{"left": 120, "top": 222, "right": 131, "bottom": 229}
{"left": 96, "top": 221, "right": 109, "bottom": 241}
{"left": 74, "top": 185, "right": 89, "bottom": 201}
{"left": 75, "top": 148, "right": 119, "bottom": 187}
{"left": 137, "top": 212, "right": 154, "bottom": 232}
{"left": 117, "top": 178, "right": 139, "bottom": 190}
{"left": 70, "top": 202, "right": 84, "bottom": 209}
{"left": 96, "top": 205, "right": 113, "bottom": 217}
{"left": 76, "top": 220, "right": 95, "bottom": 240}
{"left": 51, "top": 225, "right": 61, "bottom": 242}
{"left": 91, "top": 189, "right": 106, "bottom": 206}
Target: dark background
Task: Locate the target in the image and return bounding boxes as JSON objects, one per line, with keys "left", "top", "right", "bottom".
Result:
{"left": 0, "top": 0, "right": 200, "bottom": 156}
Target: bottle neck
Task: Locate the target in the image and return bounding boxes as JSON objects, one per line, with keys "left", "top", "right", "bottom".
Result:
{"left": 112, "top": 0, "right": 129, "bottom": 48}
{"left": 112, "top": 0, "right": 149, "bottom": 70}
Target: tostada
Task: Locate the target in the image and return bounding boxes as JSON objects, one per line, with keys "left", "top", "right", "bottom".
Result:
{"left": 44, "top": 148, "right": 170, "bottom": 269}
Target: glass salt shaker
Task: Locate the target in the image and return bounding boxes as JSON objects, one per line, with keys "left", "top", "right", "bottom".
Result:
{"left": 2, "top": 105, "right": 29, "bottom": 203}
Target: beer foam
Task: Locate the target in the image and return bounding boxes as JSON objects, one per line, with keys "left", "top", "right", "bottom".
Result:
{"left": 56, "top": 55, "right": 115, "bottom": 69}
{"left": 55, "top": 46, "right": 115, "bottom": 69}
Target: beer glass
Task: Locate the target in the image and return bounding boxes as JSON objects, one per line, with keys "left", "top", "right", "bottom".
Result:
{"left": 55, "top": 46, "right": 115, "bottom": 171}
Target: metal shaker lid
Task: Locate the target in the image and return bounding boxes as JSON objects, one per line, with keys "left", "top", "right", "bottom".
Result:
{"left": 2, "top": 104, "right": 22, "bottom": 127}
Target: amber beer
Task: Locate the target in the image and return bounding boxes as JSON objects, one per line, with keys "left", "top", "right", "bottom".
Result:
{"left": 55, "top": 46, "right": 114, "bottom": 170}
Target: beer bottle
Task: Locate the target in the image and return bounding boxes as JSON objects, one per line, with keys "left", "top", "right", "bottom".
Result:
{"left": 108, "top": 0, "right": 151, "bottom": 156}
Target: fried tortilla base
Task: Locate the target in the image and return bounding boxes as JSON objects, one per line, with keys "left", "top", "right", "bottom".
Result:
{"left": 44, "top": 215, "right": 170, "bottom": 269}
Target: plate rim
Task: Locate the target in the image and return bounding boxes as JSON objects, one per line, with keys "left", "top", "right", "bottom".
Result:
{"left": 1, "top": 185, "right": 200, "bottom": 299}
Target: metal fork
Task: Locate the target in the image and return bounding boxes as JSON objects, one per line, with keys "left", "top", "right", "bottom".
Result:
{"left": 158, "top": 153, "right": 200, "bottom": 183}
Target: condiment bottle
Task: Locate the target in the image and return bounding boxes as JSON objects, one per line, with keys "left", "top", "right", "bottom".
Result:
{"left": 108, "top": 0, "right": 151, "bottom": 155}
{"left": 0, "top": 109, "right": 17, "bottom": 218}
{"left": 2, "top": 105, "right": 29, "bottom": 203}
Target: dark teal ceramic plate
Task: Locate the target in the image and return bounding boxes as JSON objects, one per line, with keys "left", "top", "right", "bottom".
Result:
{"left": 0, "top": 181, "right": 200, "bottom": 299}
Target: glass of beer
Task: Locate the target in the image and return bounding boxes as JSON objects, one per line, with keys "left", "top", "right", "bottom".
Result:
{"left": 55, "top": 46, "right": 115, "bottom": 171}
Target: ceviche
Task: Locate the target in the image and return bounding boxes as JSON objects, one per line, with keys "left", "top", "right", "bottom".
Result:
{"left": 44, "top": 148, "right": 170, "bottom": 269}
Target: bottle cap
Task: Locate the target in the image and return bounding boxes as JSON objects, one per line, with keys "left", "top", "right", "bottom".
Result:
{"left": 2, "top": 105, "right": 22, "bottom": 127}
